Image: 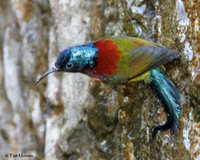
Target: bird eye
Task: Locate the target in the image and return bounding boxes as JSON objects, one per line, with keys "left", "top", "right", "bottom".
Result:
{"left": 88, "top": 60, "right": 95, "bottom": 68}
{"left": 66, "top": 62, "right": 73, "bottom": 68}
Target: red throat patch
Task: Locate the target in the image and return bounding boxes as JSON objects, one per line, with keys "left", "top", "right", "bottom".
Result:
{"left": 88, "top": 40, "right": 122, "bottom": 78}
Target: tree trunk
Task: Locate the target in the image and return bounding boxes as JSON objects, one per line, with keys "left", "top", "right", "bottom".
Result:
{"left": 0, "top": 0, "right": 199, "bottom": 159}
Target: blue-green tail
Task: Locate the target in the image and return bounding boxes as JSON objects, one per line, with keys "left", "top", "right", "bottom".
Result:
{"left": 150, "top": 68, "right": 182, "bottom": 138}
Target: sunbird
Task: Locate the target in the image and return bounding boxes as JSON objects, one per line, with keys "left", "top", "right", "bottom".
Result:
{"left": 36, "top": 36, "right": 183, "bottom": 138}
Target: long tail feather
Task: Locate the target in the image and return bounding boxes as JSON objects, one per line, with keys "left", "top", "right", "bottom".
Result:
{"left": 150, "top": 68, "right": 182, "bottom": 138}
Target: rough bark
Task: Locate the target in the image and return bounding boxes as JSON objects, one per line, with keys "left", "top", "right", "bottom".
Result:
{"left": 0, "top": 0, "right": 199, "bottom": 159}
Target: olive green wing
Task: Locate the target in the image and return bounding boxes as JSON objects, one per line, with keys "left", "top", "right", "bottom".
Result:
{"left": 128, "top": 45, "right": 180, "bottom": 81}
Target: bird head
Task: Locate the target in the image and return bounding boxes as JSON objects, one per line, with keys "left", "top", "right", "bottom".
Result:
{"left": 36, "top": 43, "right": 98, "bottom": 85}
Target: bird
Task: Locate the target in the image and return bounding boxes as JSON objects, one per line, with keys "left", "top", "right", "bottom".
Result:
{"left": 36, "top": 36, "right": 183, "bottom": 138}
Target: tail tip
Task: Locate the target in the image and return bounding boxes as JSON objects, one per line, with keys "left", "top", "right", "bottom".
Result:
{"left": 152, "top": 121, "right": 180, "bottom": 140}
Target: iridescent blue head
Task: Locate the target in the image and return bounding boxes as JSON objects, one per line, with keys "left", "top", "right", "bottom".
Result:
{"left": 36, "top": 43, "right": 98, "bottom": 85}
{"left": 55, "top": 43, "right": 98, "bottom": 72}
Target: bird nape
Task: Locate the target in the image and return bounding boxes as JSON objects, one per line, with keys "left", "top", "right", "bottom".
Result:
{"left": 36, "top": 36, "right": 183, "bottom": 139}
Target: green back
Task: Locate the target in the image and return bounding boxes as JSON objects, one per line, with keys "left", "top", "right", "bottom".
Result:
{"left": 103, "top": 36, "right": 179, "bottom": 84}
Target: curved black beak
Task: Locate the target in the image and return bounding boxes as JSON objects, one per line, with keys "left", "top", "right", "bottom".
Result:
{"left": 35, "top": 67, "right": 58, "bottom": 86}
